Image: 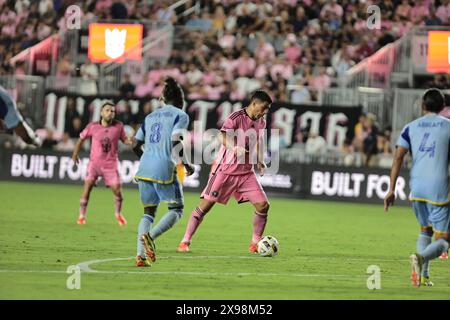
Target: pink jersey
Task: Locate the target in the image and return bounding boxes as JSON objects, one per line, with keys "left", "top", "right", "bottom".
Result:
{"left": 80, "top": 121, "right": 127, "bottom": 167}
{"left": 215, "top": 109, "right": 266, "bottom": 176}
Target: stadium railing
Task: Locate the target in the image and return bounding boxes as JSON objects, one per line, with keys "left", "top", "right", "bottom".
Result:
{"left": 344, "top": 26, "right": 450, "bottom": 89}
{"left": 9, "top": 35, "right": 59, "bottom": 76}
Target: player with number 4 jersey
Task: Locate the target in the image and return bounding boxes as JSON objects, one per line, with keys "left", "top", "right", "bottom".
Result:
{"left": 384, "top": 88, "right": 450, "bottom": 287}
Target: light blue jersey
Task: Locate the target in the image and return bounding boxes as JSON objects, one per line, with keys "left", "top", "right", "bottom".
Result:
{"left": 0, "top": 86, "right": 21, "bottom": 129}
{"left": 397, "top": 114, "right": 450, "bottom": 205}
{"left": 134, "top": 105, "right": 189, "bottom": 184}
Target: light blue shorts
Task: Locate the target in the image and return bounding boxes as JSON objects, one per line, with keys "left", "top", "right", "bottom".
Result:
{"left": 412, "top": 201, "right": 450, "bottom": 233}
{"left": 138, "top": 178, "right": 183, "bottom": 207}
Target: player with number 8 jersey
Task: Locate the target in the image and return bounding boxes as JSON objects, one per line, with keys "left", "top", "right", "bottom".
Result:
{"left": 132, "top": 77, "right": 194, "bottom": 267}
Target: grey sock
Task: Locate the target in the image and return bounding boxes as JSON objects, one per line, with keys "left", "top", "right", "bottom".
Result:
{"left": 150, "top": 210, "right": 182, "bottom": 240}
{"left": 137, "top": 215, "right": 154, "bottom": 257}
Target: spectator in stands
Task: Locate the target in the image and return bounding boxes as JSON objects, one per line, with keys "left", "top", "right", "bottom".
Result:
{"left": 111, "top": 1, "right": 128, "bottom": 19}
{"left": 55, "top": 132, "right": 76, "bottom": 152}
{"left": 340, "top": 137, "right": 356, "bottom": 167}
{"left": 436, "top": 0, "right": 450, "bottom": 25}
{"left": 254, "top": 34, "right": 276, "bottom": 62}
{"left": 362, "top": 113, "right": 379, "bottom": 167}
{"left": 291, "top": 78, "right": 311, "bottom": 104}
{"left": 79, "top": 58, "right": 99, "bottom": 95}
{"left": 116, "top": 101, "right": 137, "bottom": 127}
{"left": 428, "top": 74, "right": 448, "bottom": 89}
{"left": 291, "top": 6, "right": 308, "bottom": 33}
{"left": 305, "top": 131, "right": 327, "bottom": 155}
{"left": 68, "top": 116, "right": 83, "bottom": 139}
{"left": 410, "top": 0, "right": 429, "bottom": 24}
{"left": 395, "top": 0, "right": 412, "bottom": 20}
{"left": 55, "top": 53, "right": 75, "bottom": 88}
{"left": 284, "top": 33, "right": 301, "bottom": 65}
{"left": 119, "top": 74, "right": 136, "bottom": 98}
{"left": 310, "top": 66, "right": 331, "bottom": 91}
{"left": 155, "top": 1, "right": 178, "bottom": 24}
{"left": 64, "top": 97, "right": 80, "bottom": 134}
{"left": 212, "top": 5, "right": 226, "bottom": 33}
{"left": 376, "top": 27, "right": 396, "bottom": 49}
{"left": 41, "top": 128, "right": 58, "bottom": 149}
{"left": 134, "top": 73, "right": 154, "bottom": 98}
{"left": 425, "top": 6, "right": 443, "bottom": 26}
{"left": 136, "top": 101, "right": 153, "bottom": 125}
{"left": 37, "top": 21, "right": 52, "bottom": 40}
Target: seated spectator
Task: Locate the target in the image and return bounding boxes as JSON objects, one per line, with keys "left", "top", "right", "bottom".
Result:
{"left": 55, "top": 132, "right": 75, "bottom": 152}
{"left": 234, "top": 49, "right": 256, "bottom": 77}
{"left": 64, "top": 97, "right": 80, "bottom": 134}
{"left": 79, "top": 59, "right": 98, "bottom": 95}
{"left": 119, "top": 74, "right": 136, "bottom": 98}
{"left": 55, "top": 53, "right": 75, "bottom": 88}
{"left": 291, "top": 79, "right": 311, "bottom": 104}
{"left": 395, "top": 0, "right": 411, "bottom": 20}
{"left": 340, "top": 137, "right": 356, "bottom": 167}
{"left": 284, "top": 34, "right": 302, "bottom": 64}
{"left": 68, "top": 117, "right": 83, "bottom": 139}
{"left": 310, "top": 66, "right": 331, "bottom": 91}
{"left": 436, "top": 0, "right": 450, "bottom": 25}
{"left": 362, "top": 113, "right": 379, "bottom": 167}
{"left": 134, "top": 73, "right": 154, "bottom": 98}
{"left": 42, "top": 128, "right": 58, "bottom": 149}
{"left": 186, "top": 63, "right": 203, "bottom": 85}
{"left": 305, "top": 131, "right": 327, "bottom": 155}
{"left": 410, "top": 0, "right": 429, "bottom": 24}
{"left": 117, "top": 101, "right": 137, "bottom": 127}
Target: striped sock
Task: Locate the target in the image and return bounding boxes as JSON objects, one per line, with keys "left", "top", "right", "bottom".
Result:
{"left": 252, "top": 211, "right": 268, "bottom": 243}
{"left": 182, "top": 207, "right": 206, "bottom": 243}
{"left": 114, "top": 195, "right": 123, "bottom": 216}
{"left": 79, "top": 198, "right": 88, "bottom": 217}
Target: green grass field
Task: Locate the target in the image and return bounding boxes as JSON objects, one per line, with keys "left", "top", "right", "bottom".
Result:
{"left": 0, "top": 181, "right": 449, "bottom": 300}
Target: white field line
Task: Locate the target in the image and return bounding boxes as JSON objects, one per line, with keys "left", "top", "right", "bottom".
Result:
{"left": 0, "top": 255, "right": 430, "bottom": 279}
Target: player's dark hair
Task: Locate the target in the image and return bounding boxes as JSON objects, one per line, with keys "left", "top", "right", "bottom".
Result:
{"left": 101, "top": 101, "right": 115, "bottom": 110}
{"left": 99, "top": 101, "right": 116, "bottom": 122}
{"left": 422, "top": 88, "right": 445, "bottom": 113}
{"left": 249, "top": 90, "right": 272, "bottom": 105}
{"left": 162, "top": 77, "right": 185, "bottom": 109}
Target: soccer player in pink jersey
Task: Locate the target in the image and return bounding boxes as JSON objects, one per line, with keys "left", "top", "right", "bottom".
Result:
{"left": 71, "top": 102, "right": 132, "bottom": 226}
{"left": 177, "top": 90, "right": 272, "bottom": 253}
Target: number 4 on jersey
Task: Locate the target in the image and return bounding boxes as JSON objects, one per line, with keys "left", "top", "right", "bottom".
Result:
{"left": 419, "top": 133, "right": 436, "bottom": 158}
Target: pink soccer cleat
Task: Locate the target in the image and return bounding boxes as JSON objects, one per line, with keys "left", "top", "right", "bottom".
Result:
{"left": 249, "top": 242, "right": 258, "bottom": 254}
{"left": 115, "top": 214, "right": 127, "bottom": 226}
{"left": 77, "top": 216, "right": 86, "bottom": 225}
{"left": 440, "top": 251, "right": 448, "bottom": 260}
{"left": 177, "top": 241, "right": 190, "bottom": 252}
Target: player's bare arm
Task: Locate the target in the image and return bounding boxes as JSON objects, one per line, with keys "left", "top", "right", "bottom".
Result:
{"left": 384, "top": 146, "right": 408, "bottom": 212}
{"left": 71, "top": 138, "right": 86, "bottom": 165}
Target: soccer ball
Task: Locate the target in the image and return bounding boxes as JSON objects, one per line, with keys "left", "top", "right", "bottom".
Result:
{"left": 257, "top": 235, "right": 279, "bottom": 257}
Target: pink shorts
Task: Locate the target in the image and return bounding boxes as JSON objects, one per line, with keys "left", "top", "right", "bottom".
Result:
{"left": 201, "top": 171, "right": 268, "bottom": 205}
{"left": 85, "top": 162, "right": 120, "bottom": 187}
